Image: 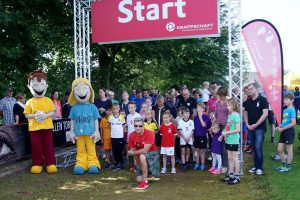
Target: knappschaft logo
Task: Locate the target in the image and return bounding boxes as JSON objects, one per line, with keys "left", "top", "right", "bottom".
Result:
{"left": 166, "top": 22, "right": 176, "bottom": 32}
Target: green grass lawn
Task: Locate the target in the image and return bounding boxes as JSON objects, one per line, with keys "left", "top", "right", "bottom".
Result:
{"left": 0, "top": 127, "right": 299, "bottom": 200}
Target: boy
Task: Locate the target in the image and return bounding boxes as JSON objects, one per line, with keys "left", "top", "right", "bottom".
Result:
{"left": 127, "top": 101, "right": 142, "bottom": 139}
{"left": 177, "top": 108, "right": 194, "bottom": 171}
{"left": 160, "top": 113, "right": 177, "bottom": 174}
{"left": 100, "top": 106, "right": 113, "bottom": 169}
{"left": 126, "top": 101, "right": 141, "bottom": 171}
{"left": 193, "top": 103, "right": 211, "bottom": 171}
{"left": 109, "top": 103, "right": 126, "bottom": 171}
{"left": 275, "top": 93, "right": 297, "bottom": 172}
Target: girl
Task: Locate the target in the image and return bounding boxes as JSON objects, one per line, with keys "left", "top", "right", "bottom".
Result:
{"left": 160, "top": 113, "right": 177, "bottom": 174}
{"left": 139, "top": 103, "right": 147, "bottom": 120}
{"left": 144, "top": 109, "right": 158, "bottom": 135}
{"left": 219, "top": 98, "right": 241, "bottom": 185}
{"left": 208, "top": 123, "right": 222, "bottom": 174}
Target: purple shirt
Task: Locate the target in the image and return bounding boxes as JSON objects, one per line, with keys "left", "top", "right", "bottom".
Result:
{"left": 215, "top": 100, "right": 229, "bottom": 125}
{"left": 194, "top": 114, "right": 211, "bottom": 137}
{"left": 212, "top": 131, "right": 222, "bottom": 155}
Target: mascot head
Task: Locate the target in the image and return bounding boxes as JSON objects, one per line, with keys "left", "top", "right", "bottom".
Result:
{"left": 27, "top": 69, "right": 48, "bottom": 98}
{"left": 68, "top": 78, "right": 95, "bottom": 106}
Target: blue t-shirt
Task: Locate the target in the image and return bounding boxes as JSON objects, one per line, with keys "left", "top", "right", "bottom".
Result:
{"left": 281, "top": 107, "right": 296, "bottom": 128}
{"left": 69, "top": 103, "right": 101, "bottom": 136}
{"left": 134, "top": 97, "right": 145, "bottom": 112}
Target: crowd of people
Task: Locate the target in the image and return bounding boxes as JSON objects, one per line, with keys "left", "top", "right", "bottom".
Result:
{"left": 0, "top": 82, "right": 299, "bottom": 190}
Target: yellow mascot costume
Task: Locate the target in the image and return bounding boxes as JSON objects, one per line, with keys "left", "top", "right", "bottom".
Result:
{"left": 68, "top": 78, "right": 101, "bottom": 174}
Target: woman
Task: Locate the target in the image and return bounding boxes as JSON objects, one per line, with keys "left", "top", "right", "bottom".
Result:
{"left": 51, "top": 90, "right": 62, "bottom": 119}
{"left": 13, "top": 93, "right": 28, "bottom": 124}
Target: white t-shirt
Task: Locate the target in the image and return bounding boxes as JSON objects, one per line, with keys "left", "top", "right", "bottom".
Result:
{"left": 202, "top": 88, "right": 211, "bottom": 103}
{"left": 177, "top": 119, "right": 194, "bottom": 145}
{"left": 108, "top": 114, "right": 125, "bottom": 138}
{"left": 126, "top": 112, "right": 142, "bottom": 135}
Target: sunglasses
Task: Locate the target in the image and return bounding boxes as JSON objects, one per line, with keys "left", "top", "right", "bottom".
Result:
{"left": 134, "top": 125, "right": 143, "bottom": 128}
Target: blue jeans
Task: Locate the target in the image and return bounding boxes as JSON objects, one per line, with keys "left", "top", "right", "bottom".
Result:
{"left": 249, "top": 129, "right": 265, "bottom": 170}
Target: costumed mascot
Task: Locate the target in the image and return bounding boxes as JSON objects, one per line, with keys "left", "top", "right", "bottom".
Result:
{"left": 24, "top": 70, "right": 57, "bottom": 174}
{"left": 68, "top": 78, "right": 101, "bottom": 175}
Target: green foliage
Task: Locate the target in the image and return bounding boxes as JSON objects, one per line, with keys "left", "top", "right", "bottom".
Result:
{"left": 0, "top": 0, "right": 237, "bottom": 100}
{"left": 0, "top": 0, "right": 73, "bottom": 96}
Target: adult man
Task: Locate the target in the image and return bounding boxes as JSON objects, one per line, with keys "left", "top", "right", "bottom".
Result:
{"left": 142, "top": 89, "right": 155, "bottom": 106}
{"left": 177, "top": 88, "right": 196, "bottom": 115}
{"left": 128, "top": 117, "right": 160, "bottom": 190}
{"left": 244, "top": 83, "right": 268, "bottom": 176}
{"left": 0, "top": 88, "right": 16, "bottom": 126}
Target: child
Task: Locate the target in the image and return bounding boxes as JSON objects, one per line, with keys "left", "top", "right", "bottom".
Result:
{"left": 139, "top": 103, "right": 147, "bottom": 120}
{"left": 160, "top": 113, "right": 177, "bottom": 174}
{"left": 127, "top": 101, "right": 142, "bottom": 139}
{"left": 219, "top": 98, "right": 241, "bottom": 185}
{"left": 193, "top": 103, "right": 211, "bottom": 171}
{"left": 145, "top": 97, "right": 153, "bottom": 110}
{"left": 120, "top": 109, "right": 129, "bottom": 164}
{"left": 275, "top": 93, "right": 296, "bottom": 172}
{"left": 209, "top": 111, "right": 216, "bottom": 125}
{"left": 174, "top": 108, "right": 183, "bottom": 163}
{"left": 100, "top": 106, "right": 113, "bottom": 169}
{"left": 202, "top": 81, "right": 211, "bottom": 105}
{"left": 109, "top": 103, "right": 126, "bottom": 171}
{"left": 153, "top": 95, "right": 167, "bottom": 149}
{"left": 144, "top": 109, "right": 158, "bottom": 135}
{"left": 126, "top": 101, "right": 141, "bottom": 171}
{"left": 209, "top": 123, "right": 222, "bottom": 174}
{"left": 177, "top": 108, "right": 194, "bottom": 171}
{"left": 193, "top": 89, "right": 202, "bottom": 103}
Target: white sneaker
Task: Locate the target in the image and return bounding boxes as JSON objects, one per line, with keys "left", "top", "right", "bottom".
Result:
{"left": 171, "top": 168, "right": 176, "bottom": 174}
{"left": 221, "top": 167, "right": 228, "bottom": 174}
{"left": 161, "top": 168, "right": 167, "bottom": 174}
{"left": 256, "top": 169, "right": 263, "bottom": 176}
{"left": 248, "top": 167, "right": 257, "bottom": 173}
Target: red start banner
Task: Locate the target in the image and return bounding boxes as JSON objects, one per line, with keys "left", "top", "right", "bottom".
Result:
{"left": 91, "top": 0, "right": 220, "bottom": 44}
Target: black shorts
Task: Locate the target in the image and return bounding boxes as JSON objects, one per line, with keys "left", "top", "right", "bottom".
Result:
{"left": 180, "top": 144, "right": 192, "bottom": 149}
{"left": 225, "top": 143, "right": 239, "bottom": 151}
{"left": 279, "top": 128, "right": 295, "bottom": 145}
{"left": 193, "top": 136, "right": 207, "bottom": 149}
{"left": 268, "top": 110, "right": 275, "bottom": 124}
{"left": 155, "top": 133, "right": 161, "bottom": 147}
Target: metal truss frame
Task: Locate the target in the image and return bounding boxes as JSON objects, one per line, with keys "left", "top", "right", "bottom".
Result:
{"left": 74, "top": 0, "right": 91, "bottom": 80}
{"left": 73, "top": 0, "right": 244, "bottom": 173}
{"left": 227, "top": 0, "right": 244, "bottom": 174}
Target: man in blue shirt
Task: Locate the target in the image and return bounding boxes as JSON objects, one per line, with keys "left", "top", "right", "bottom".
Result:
{"left": 0, "top": 88, "right": 16, "bottom": 126}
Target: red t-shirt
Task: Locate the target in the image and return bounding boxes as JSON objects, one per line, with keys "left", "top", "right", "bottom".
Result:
{"left": 128, "top": 129, "right": 157, "bottom": 152}
{"left": 160, "top": 123, "right": 177, "bottom": 147}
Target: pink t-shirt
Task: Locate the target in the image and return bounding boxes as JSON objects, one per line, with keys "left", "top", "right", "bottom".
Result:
{"left": 53, "top": 100, "right": 62, "bottom": 118}
{"left": 207, "top": 97, "right": 217, "bottom": 112}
